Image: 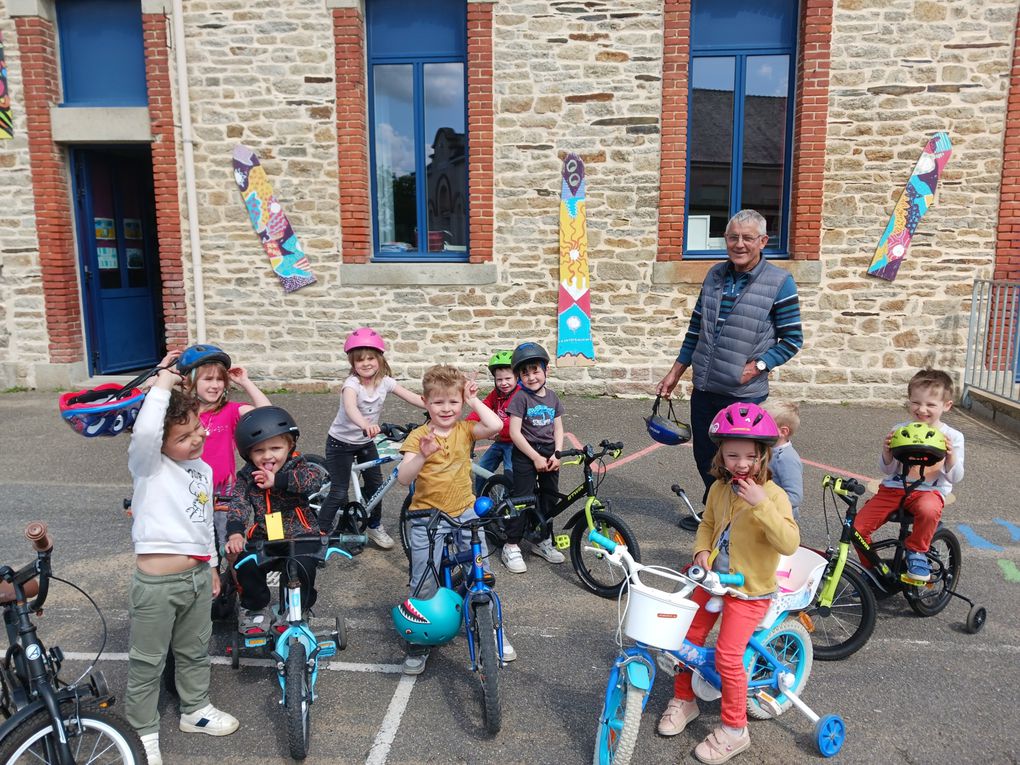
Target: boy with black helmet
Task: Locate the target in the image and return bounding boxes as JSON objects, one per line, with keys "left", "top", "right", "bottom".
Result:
{"left": 852, "top": 368, "right": 964, "bottom": 582}
{"left": 225, "top": 407, "right": 326, "bottom": 633}
{"left": 466, "top": 350, "right": 519, "bottom": 494}
{"left": 503, "top": 342, "right": 566, "bottom": 573}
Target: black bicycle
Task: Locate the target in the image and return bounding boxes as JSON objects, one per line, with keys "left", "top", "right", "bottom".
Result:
{"left": 0, "top": 522, "right": 144, "bottom": 764}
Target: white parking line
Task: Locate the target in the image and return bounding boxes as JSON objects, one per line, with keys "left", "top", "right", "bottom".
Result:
{"left": 365, "top": 674, "right": 416, "bottom": 765}
{"left": 61, "top": 651, "right": 404, "bottom": 673}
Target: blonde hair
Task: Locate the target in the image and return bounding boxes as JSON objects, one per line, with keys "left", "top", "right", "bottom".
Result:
{"left": 907, "top": 368, "right": 954, "bottom": 402}
{"left": 765, "top": 400, "right": 800, "bottom": 436}
{"left": 422, "top": 364, "right": 466, "bottom": 400}
{"left": 347, "top": 348, "right": 392, "bottom": 384}
{"left": 709, "top": 439, "right": 773, "bottom": 485}
{"left": 182, "top": 362, "right": 230, "bottom": 411}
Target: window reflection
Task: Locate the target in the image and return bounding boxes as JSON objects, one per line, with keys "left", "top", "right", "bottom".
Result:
{"left": 687, "top": 57, "right": 734, "bottom": 251}
{"left": 740, "top": 55, "right": 789, "bottom": 238}
{"left": 424, "top": 62, "right": 466, "bottom": 253}
{"left": 373, "top": 65, "right": 417, "bottom": 252}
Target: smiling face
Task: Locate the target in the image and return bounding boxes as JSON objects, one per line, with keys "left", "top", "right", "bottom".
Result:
{"left": 193, "top": 364, "right": 229, "bottom": 408}
{"left": 907, "top": 384, "right": 953, "bottom": 425}
{"left": 424, "top": 385, "right": 464, "bottom": 432}
{"left": 517, "top": 362, "right": 547, "bottom": 393}
{"left": 492, "top": 368, "right": 516, "bottom": 395}
{"left": 717, "top": 438, "right": 766, "bottom": 483}
{"left": 350, "top": 349, "right": 382, "bottom": 384}
{"left": 248, "top": 434, "right": 293, "bottom": 473}
{"left": 162, "top": 411, "right": 207, "bottom": 462}
{"left": 724, "top": 219, "right": 768, "bottom": 273}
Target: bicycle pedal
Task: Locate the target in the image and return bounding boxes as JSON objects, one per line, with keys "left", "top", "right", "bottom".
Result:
{"left": 243, "top": 636, "right": 269, "bottom": 649}
{"left": 899, "top": 573, "right": 930, "bottom": 587}
{"left": 316, "top": 640, "right": 337, "bottom": 659}
{"left": 553, "top": 534, "right": 571, "bottom": 550}
{"left": 754, "top": 690, "right": 784, "bottom": 717}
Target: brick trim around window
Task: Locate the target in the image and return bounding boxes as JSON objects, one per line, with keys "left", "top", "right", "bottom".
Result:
{"left": 466, "top": 1, "right": 494, "bottom": 264}
{"left": 15, "top": 15, "right": 84, "bottom": 364}
{"left": 142, "top": 12, "right": 188, "bottom": 349}
{"left": 994, "top": 8, "right": 1020, "bottom": 280}
{"left": 656, "top": 0, "right": 832, "bottom": 262}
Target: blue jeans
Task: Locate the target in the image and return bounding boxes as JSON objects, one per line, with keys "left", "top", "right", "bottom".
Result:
{"left": 474, "top": 441, "right": 513, "bottom": 495}
{"left": 690, "top": 388, "right": 767, "bottom": 504}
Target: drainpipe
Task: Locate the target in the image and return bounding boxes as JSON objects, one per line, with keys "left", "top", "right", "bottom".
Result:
{"left": 171, "top": 0, "right": 206, "bottom": 342}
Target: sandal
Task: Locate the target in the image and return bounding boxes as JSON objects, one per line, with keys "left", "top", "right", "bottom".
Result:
{"left": 694, "top": 726, "right": 750, "bottom": 764}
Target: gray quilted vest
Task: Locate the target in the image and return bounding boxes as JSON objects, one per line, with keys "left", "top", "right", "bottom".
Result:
{"left": 691, "top": 257, "right": 789, "bottom": 399}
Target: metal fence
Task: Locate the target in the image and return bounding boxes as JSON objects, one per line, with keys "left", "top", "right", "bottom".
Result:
{"left": 962, "top": 279, "right": 1020, "bottom": 410}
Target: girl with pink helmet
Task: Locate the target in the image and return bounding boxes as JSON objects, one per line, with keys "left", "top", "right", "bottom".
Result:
{"left": 657, "top": 402, "right": 799, "bottom": 765}
{"left": 319, "top": 328, "right": 425, "bottom": 549}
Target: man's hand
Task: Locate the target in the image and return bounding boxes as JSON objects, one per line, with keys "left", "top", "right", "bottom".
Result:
{"left": 225, "top": 533, "right": 245, "bottom": 555}
{"left": 739, "top": 361, "right": 762, "bottom": 385}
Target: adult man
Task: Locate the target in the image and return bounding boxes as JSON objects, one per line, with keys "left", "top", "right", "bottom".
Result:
{"left": 656, "top": 209, "right": 803, "bottom": 503}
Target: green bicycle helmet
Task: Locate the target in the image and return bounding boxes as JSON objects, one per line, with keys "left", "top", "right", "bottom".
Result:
{"left": 487, "top": 350, "right": 514, "bottom": 375}
{"left": 391, "top": 587, "right": 464, "bottom": 646}
{"left": 889, "top": 422, "right": 947, "bottom": 467}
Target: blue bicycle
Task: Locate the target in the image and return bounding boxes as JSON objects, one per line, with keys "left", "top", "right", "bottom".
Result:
{"left": 589, "top": 530, "right": 846, "bottom": 764}
{"left": 231, "top": 533, "right": 365, "bottom": 760}
{"left": 393, "top": 495, "right": 528, "bottom": 734}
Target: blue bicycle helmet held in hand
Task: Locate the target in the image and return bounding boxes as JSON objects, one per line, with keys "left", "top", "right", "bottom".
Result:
{"left": 391, "top": 587, "right": 464, "bottom": 646}
{"left": 645, "top": 396, "right": 692, "bottom": 446}
{"left": 177, "top": 344, "right": 232, "bottom": 377}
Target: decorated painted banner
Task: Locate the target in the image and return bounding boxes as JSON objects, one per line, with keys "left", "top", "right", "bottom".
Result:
{"left": 556, "top": 153, "right": 595, "bottom": 366}
{"left": 0, "top": 32, "right": 12, "bottom": 140}
{"left": 232, "top": 144, "right": 316, "bottom": 292}
{"left": 867, "top": 131, "right": 952, "bottom": 281}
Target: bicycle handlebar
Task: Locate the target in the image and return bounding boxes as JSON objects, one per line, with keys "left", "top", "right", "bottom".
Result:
{"left": 379, "top": 421, "right": 421, "bottom": 442}
{"left": 555, "top": 439, "right": 625, "bottom": 461}
{"left": 822, "top": 474, "right": 866, "bottom": 499}
{"left": 235, "top": 533, "right": 368, "bottom": 569}
{"left": 0, "top": 522, "right": 52, "bottom": 610}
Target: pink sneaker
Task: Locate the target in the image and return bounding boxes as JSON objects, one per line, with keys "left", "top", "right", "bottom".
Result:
{"left": 656, "top": 697, "right": 700, "bottom": 736}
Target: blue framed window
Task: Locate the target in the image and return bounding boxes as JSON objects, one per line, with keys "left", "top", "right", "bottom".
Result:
{"left": 685, "top": 0, "right": 797, "bottom": 256}
{"left": 367, "top": 0, "right": 468, "bottom": 261}
{"left": 55, "top": 0, "right": 147, "bottom": 107}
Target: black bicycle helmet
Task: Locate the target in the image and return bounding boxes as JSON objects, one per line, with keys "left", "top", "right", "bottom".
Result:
{"left": 645, "top": 396, "right": 692, "bottom": 446}
{"left": 888, "top": 422, "right": 947, "bottom": 467}
{"left": 510, "top": 342, "right": 550, "bottom": 374}
{"left": 235, "top": 406, "right": 300, "bottom": 459}
{"left": 177, "top": 344, "right": 231, "bottom": 376}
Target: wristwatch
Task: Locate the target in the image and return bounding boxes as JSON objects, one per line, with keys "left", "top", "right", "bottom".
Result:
{"left": 754, "top": 359, "right": 768, "bottom": 374}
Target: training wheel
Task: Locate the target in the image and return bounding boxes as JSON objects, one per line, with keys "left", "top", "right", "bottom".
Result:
{"left": 230, "top": 632, "right": 240, "bottom": 670}
{"left": 966, "top": 605, "right": 987, "bottom": 634}
{"left": 336, "top": 615, "right": 348, "bottom": 650}
{"left": 814, "top": 714, "right": 846, "bottom": 757}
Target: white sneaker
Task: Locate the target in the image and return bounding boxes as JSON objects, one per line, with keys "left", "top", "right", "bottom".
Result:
{"left": 367, "top": 525, "right": 395, "bottom": 550}
{"left": 140, "top": 732, "right": 162, "bottom": 765}
{"left": 179, "top": 703, "right": 239, "bottom": 736}
{"left": 532, "top": 537, "right": 566, "bottom": 564}
{"left": 501, "top": 544, "right": 527, "bottom": 573}
{"left": 500, "top": 634, "right": 517, "bottom": 662}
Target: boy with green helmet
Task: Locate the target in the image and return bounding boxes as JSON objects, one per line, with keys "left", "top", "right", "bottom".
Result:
{"left": 465, "top": 350, "right": 519, "bottom": 494}
{"left": 853, "top": 368, "right": 965, "bottom": 582}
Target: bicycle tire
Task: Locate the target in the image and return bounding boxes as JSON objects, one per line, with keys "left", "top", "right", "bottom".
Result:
{"left": 285, "top": 640, "right": 311, "bottom": 760}
{"left": 744, "top": 618, "right": 813, "bottom": 720}
{"left": 399, "top": 492, "right": 414, "bottom": 561}
{"left": 479, "top": 475, "right": 513, "bottom": 549}
{"left": 0, "top": 703, "right": 145, "bottom": 764}
{"left": 569, "top": 510, "right": 641, "bottom": 599}
{"left": 303, "top": 454, "right": 330, "bottom": 519}
{"left": 806, "top": 563, "right": 877, "bottom": 661}
{"left": 475, "top": 602, "right": 502, "bottom": 734}
{"left": 905, "top": 527, "right": 961, "bottom": 617}
{"left": 592, "top": 673, "right": 643, "bottom": 765}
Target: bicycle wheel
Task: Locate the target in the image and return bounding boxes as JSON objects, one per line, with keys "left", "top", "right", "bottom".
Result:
{"left": 473, "top": 601, "right": 502, "bottom": 734}
{"left": 569, "top": 510, "right": 640, "bottom": 599}
{"left": 905, "top": 527, "right": 961, "bottom": 617}
{"left": 285, "top": 641, "right": 311, "bottom": 760}
{"left": 592, "top": 672, "right": 643, "bottom": 765}
{"left": 744, "top": 618, "right": 813, "bottom": 720}
{"left": 0, "top": 704, "right": 145, "bottom": 764}
{"left": 805, "top": 563, "right": 877, "bottom": 661}
{"left": 303, "top": 454, "right": 330, "bottom": 518}
{"left": 479, "top": 475, "right": 513, "bottom": 548}
{"left": 399, "top": 493, "right": 414, "bottom": 561}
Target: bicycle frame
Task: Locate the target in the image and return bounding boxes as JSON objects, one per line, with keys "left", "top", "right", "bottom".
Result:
{"left": 440, "top": 524, "right": 507, "bottom": 665}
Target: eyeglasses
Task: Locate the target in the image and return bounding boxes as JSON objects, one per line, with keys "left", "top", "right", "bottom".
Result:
{"left": 724, "top": 234, "right": 764, "bottom": 245}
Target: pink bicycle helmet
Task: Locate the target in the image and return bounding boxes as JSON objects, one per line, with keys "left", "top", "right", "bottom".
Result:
{"left": 344, "top": 327, "right": 386, "bottom": 354}
{"left": 708, "top": 402, "right": 779, "bottom": 446}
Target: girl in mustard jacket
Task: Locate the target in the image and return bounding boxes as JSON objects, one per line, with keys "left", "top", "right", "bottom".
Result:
{"left": 657, "top": 403, "right": 799, "bottom": 765}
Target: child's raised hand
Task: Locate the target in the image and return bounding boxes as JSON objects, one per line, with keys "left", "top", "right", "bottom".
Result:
{"left": 419, "top": 431, "right": 441, "bottom": 459}
{"left": 943, "top": 440, "right": 955, "bottom": 468}
{"left": 463, "top": 377, "right": 479, "bottom": 402}
{"left": 253, "top": 469, "right": 276, "bottom": 489}
{"left": 882, "top": 431, "right": 895, "bottom": 463}
{"left": 733, "top": 477, "right": 767, "bottom": 507}
{"left": 225, "top": 533, "right": 246, "bottom": 555}
{"left": 228, "top": 366, "right": 250, "bottom": 385}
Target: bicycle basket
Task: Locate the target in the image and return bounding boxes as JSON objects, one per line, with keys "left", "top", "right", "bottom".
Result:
{"left": 623, "top": 571, "right": 699, "bottom": 651}
{"left": 58, "top": 367, "right": 156, "bottom": 438}
{"left": 645, "top": 396, "right": 692, "bottom": 446}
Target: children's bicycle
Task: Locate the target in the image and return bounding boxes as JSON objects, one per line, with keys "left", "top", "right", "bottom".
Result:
{"left": 229, "top": 533, "right": 366, "bottom": 760}
{"left": 476, "top": 439, "right": 641, "bottom": 599}
{"left": 803, "top": 473, "right": 986, "bottom": 661}
{"left": 1, "top": 522, "right": 145, "bottom": 764}
{"left": 394, "top": 496, "right": 524, "bottom": 734}
{"left": 588, "top": 530, "right": 846, "bottom": 764}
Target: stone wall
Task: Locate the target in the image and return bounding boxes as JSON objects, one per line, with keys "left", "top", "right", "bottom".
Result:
{"left": 1, "top": 0, "right": 1018, "bottom": 403}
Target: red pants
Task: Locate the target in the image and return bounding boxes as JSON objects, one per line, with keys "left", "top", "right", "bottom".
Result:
{"left": 673, "top": 588, "right": 772, "bottom": 728}
{"left": 852, "top": 485, "right": 944, "bottom": 554}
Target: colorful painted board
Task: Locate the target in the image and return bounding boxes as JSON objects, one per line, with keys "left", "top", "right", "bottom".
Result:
{"left": 867, "top": 132, "right": 952, "bottom": 281}
{"left": 556, "top": 153, "right": 595, "bottom": 366}
{"left": 232, "top": 144, "right": 316, "bottom": 292}
{"left": 0, "top": 32, "right": 12, "bottom": 140}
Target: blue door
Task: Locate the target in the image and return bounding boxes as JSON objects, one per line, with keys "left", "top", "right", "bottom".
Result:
{"left": 72, "top": 146, "right": 163, "bottom": 374}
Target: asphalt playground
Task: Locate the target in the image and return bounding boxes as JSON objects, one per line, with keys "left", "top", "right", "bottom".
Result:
{"left": 1, "top": 390, "right": 1018, "bottom": 764}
